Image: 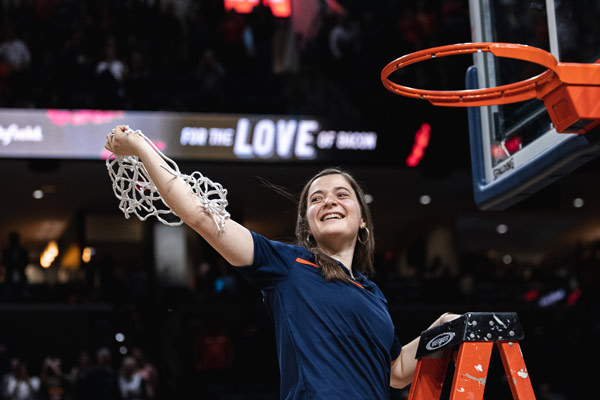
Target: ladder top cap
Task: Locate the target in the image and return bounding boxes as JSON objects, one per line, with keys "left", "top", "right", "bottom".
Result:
{"left": 415, "top": 312, "right": 525, "bottom": 359}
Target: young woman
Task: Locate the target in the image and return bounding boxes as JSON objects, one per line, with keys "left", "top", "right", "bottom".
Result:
{"left": 105, "top": 125, "right": 458, "bottom": 399}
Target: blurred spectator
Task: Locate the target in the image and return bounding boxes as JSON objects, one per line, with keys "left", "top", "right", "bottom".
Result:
{"left": 0, "top": 54, "right": 9, "bottom": 105}
{"left": 32, "top": 0, "right": 60, "bottom": 24}
{"left": 58, "top": 29, "right": 94, "bottom": 108}
{"left": 2, "top": 232, "right": 29, "bottom": 302}
{"left": 130, "top": 348, "right": 157, "bottom": 400}
{"left": 216, "top": 10, "right": 247, "bottom": 76}
{"left": 0, "top": 0, "right": 475, "bottom": 116}
{"left": 186, "top": 7, "right": 217, "bottom": 69}
{"left": 124, "top": 50, "right": 151, "bottom": 110}
{"left": 1, "top": 358, "right": 20, "bottom": 399}
{"left": 328, "top": 14, "right": 359, "bottom": 62}
{"left": 126, "top": 260, "right": 149, "bottom": 305}
{"left": 193, "top": 317, "right": 234, "bottom": 373}
{"left": 118, "top": 357, "right": 145, "bottom": 400}
{"left": 156, "top": 2, "right": 184, "bottom": 75}
{"left": 85, "top": 348, "right": 120, "bottom": 400}
{"left": 0, "top": 343, "right": 9, "bottom": 383}
{"left": 0, "top": 26, "right": 32, "bottom": 106}
{"left": 40, "top": 357, "right": 67, "bottom": 400}
{"left": 194, "top": 261, "right": 216, "bottom": 299}
{"left": 67, "top": 351, "right": 91, "bottom": 400}
{"left": 247, "top": 2, "right": 276, "bottom": 79}
{"left": 98, "top": 255, "right": 127, "bottom": 304}
{"left": 95, "top": 37, "right": 127, "bottom": 109}
{"left": 272, "top": 19, "right": 298, "bottom": 75}
{"left": 194, "top": 49, "right": 226, "bottom": 111}
{"left": 3, "top": 361, "right": 40, "bottom": 400}
{"left": 213, "top": 257, "right": 238, "bottom": 304}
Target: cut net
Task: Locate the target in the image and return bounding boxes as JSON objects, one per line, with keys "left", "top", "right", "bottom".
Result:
{"left": 105, "top": 128, "right": 230, "bottom": 230}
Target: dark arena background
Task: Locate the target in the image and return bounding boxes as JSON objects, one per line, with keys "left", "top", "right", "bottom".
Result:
{"left": 0, "top": 1, "right": 598, "bottom": 399}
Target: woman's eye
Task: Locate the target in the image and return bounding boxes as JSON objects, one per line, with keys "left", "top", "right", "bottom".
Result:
{"left": 310, "top": 196, "right": 322, "bottom": 203}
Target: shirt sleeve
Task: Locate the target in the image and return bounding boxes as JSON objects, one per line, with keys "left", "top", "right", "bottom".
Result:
{"left": 231, "top": 231, "right": 298, "bottom": 291}
{"left": 370, "top": 281, "right": 403, "bottom": 360}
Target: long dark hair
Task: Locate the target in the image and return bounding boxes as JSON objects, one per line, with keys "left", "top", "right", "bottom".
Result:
{"left": 295, "top": 168, "right": 375, "bottom": 283}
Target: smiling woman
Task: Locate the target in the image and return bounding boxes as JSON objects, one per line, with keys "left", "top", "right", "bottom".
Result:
{"left": 104, "top": 126, "right": 458, "bottom": 399}
{"left": 295, "top": 168, "right": 374, "bottom": 283}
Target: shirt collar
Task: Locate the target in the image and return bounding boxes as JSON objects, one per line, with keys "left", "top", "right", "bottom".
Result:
{"left": 334, "top": 259, "right": 373, "bottom": 289}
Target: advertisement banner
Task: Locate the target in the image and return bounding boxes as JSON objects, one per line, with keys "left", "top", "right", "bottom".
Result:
{"left": 0, "top": 109, "right": 380, "bottom": 163}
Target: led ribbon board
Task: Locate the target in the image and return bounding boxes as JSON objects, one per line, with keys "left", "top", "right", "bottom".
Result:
{"left": 0, "top": 109, "right": 380, "bottom": 163}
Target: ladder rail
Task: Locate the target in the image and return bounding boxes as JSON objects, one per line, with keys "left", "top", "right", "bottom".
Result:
{"left": 449, "top": 342, "right": 493, "bottom": 400}
{"left": 407, "top": 349, "right": 451, "bottom": 400}
{"left": 497, "top": 341, "right": 536, "bottom": 399}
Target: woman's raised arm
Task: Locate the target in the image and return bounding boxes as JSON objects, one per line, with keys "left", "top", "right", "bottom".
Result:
{"left": 105, "top": 125, "right": 254, "bottom": 267}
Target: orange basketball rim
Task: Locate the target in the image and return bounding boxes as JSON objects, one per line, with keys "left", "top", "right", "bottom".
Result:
{"left": 381, "top": 42, "right": 600, "bottom": 134}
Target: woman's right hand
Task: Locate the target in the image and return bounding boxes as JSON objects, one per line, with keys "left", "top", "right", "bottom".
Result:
{"left": 105, "top": 125, "right": 146, "bottom": 157}
{"left": 428, "top": 312, "right": 461, "bottom": 329}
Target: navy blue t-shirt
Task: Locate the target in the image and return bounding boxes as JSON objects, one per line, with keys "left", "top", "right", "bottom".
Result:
{"left": 232, "top": 231, "right": 402, "bottom": 400}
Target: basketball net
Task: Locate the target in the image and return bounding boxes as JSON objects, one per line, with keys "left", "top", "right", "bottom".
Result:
{"left": 105, "top": 128, "right": 230, "bottom": 230}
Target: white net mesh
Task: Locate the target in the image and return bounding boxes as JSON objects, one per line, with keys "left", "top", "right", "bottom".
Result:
{"left": 105, "top": 128, "right": 230, "bottom": 230}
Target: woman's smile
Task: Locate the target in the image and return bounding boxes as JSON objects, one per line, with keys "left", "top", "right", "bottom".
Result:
{"left": 306, "top": 174, "right": 364, "bottom": 250}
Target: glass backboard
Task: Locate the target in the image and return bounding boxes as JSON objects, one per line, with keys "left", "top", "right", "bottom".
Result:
{"left": 468, "top": 0, "right": 600, "bottom": 210}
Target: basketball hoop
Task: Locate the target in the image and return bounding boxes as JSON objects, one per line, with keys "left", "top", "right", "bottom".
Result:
{"left": 381, "top": 42, "right": 600, "bottom": 134}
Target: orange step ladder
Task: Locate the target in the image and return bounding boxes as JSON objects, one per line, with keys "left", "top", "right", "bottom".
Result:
{"left": 408, "top": 312, "right": 536, "bottom": 400}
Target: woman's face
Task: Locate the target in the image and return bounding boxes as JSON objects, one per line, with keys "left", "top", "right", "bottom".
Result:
{"left": 306, "top": 174, "right": 365, "bottom": 249}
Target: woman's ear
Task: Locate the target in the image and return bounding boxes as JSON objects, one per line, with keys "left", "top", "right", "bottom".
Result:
{"left": 360, "top": 219, "right": 366, "bottom": 229}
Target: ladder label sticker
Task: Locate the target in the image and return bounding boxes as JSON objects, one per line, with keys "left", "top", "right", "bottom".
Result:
{"left": 425, "top": 332, "right": 455, "bottom": 351}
